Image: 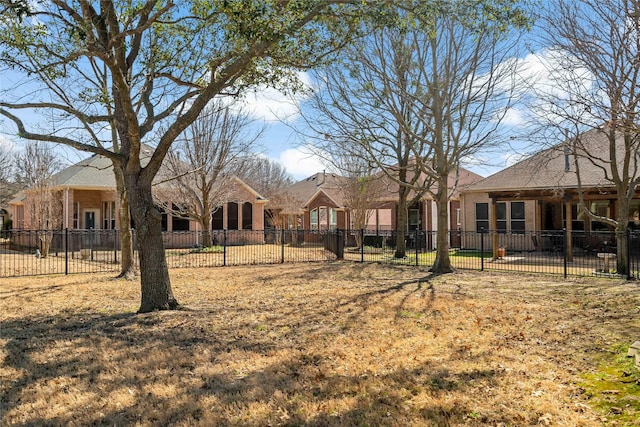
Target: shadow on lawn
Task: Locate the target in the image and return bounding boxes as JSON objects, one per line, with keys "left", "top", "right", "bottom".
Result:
{"left": 1, "top": 301, "right": 500, "bottom": 426}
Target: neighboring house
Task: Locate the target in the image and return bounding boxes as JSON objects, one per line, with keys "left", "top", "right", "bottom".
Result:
{"left": 275, "top": 167, "right": 483, "bottom": 248}
{"left": 276, "top": 171, "right": 351, "bottom": 231}
{"left": 460, "top": 127, "right": 639, "bottom": 252}
{"left": 10, "top": 150, "right": 267, "bottom": 245}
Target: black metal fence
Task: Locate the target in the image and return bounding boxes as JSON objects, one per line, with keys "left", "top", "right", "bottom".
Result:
{"left": 1, "top": 228, "right": 638, "bottom": 279}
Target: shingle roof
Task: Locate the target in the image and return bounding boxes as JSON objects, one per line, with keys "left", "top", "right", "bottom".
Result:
{"left": 51, "top": 153, "right": 116, "bottom": 189}
{"left": 370, "top": 164, "right": 483, "bottom": 202}
{"left": 465, "top": 127, "right": 620, "bottom": 193}
{"left": 286, "top": 172, "right": 348, "bottom": 208}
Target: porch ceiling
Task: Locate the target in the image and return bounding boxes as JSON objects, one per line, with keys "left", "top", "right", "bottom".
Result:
{"left": 487, "top": 187, "right": 618, "bottom": 202}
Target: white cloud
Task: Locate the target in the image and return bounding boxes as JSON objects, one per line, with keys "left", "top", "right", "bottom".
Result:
{"left": 276, "top": 145, "right": 331, "bottom": 180}
{"left": 500, "top": 107, "right": 526, "bottom": 127}
{"left": 238, "top": 71, "right": 313, "bottom": 123}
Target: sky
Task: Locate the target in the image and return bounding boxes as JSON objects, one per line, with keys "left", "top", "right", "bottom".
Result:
{"left": 0, "top": 3, "right": 593, "bottom": 184}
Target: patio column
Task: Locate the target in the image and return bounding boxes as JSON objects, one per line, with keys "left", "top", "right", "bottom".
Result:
{"left": 565, "top": 199, "right": 573, "bottom": 262}
{"left": 491, "top": 197, "right": 499, "bottom": 258}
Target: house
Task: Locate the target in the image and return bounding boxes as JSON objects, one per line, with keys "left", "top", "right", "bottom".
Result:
{"left": 275, "top": 167, "right": 483, "bottom": 248}
{"left": 459, "top": 127, "right": 640, "bottom": 253}
{"left": 10, "top": 149, "right": 267, "bottom": 246}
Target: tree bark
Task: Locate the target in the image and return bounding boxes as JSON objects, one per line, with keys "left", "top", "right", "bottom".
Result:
{"left": 114, "top": 166, "right": 136, "bottom": 279}
{"left": 431, "top": 185, "right": 453, "bottom": 273}
{"left": 202, "top": 214, "right": 213, "bottom": 247}
{"left": 127, "top": 173, "right": 178, "bottom": 313}
{"left": 616, "top": 202, "right": 630, "bottom": 276}
{"left": 395, "top": 189, "right": 408, "bottom": 258}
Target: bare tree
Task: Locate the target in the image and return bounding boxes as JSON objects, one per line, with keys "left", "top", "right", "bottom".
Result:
{"left": 0, "top": 142, "right": 15, "bottom": 208}
{"left": 332, "top": 156, "right": 385, "bottom": 249}
{"left": 157, "top": 99, "right": 262, "bottom": 247}
{"left": 0, "top": 1, "right": 362, "bottom": 312}
{"left": 235, "top": 156, "right": 295, "bottom": 230}
{"left": 14, "top": 142, "right": 63, "bottom": 256}
{"left": 303, "top": 4, "right": 528, "bottom": 270}
{"left": 533, "top": 0, "right": 640, "bottom": 275}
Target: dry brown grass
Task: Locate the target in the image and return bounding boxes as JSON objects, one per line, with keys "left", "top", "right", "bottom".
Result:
{"left": 1, "top": 263, "right": 640, "bottom": 426}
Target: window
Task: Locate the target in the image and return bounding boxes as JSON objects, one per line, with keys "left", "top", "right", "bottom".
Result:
{"left": 227, "top": 202, "right": 238, "bottom": 230}
{"left": 102, "top": 201, "right": 116, "bottom": 229}
{"left": 476, "top": 203, "right": 489, "bottom": 232}
{"left": 242, "top": 202, "right": 252, "bottom": 230}
{"left": 456, "top": 208, "right": 461, "bottom": 226}
{"left": 511, "top": 202, "right": 525, "bottom": 233}
{"left": 329, "top": 208, "right": 337, "bottom": 229}
{"left": 212, "top": 207, "right": 224, "bottom": 230}
{"left": 409, "top": 209, "right": 420, "bottom": 230}
{"left": 497, "top": 202, "right": 507, "bottom": 233}
{"left": 310, "top": 208, "right": 318, "bottom": 229}
{"left": 171, "top": 204, "right": 190, "bottom": 231}
{"left": 73, "top": 202, "right": 80, "bottom": 229}
{"left": 319, "top": 207, "right": 327, "bottom": 229}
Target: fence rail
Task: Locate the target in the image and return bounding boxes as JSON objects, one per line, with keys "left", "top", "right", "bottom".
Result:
{"left": 1, "top": 228, "right": 638, "bottom": 279}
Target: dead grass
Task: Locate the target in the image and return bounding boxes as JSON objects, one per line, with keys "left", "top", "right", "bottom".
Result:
{"left": 1, "top": 263, "right": 640, "bottom": 426}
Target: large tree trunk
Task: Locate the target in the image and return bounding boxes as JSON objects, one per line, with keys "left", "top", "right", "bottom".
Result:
{"left": 431, "top": 185, "right": 453, "bottom": 273}
{"left": 616, "top": 200, "right": 630, "bottom": 277}
{"left": 114, "top": 166, "right": 136, "bottom": 279}
{"left": 202, "top": 214, "right": 213, "bottom": 247}
{"left": 395, "top": 190, "right": 408, "bottom": 258}
{"left": 127, "top": 174, "right": 178, "bottom": 313}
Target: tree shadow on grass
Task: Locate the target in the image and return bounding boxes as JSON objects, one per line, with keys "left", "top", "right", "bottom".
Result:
{"left": 0, "top": 299, "right": 505, "bottom": 426}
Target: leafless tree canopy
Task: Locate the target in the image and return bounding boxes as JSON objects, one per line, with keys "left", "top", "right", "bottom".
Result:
{"left": 14, "top": 142, "right": 63, "bottom": 255}
{"left": 157, "top": 98, "right": 263, "bottom": 245}
{"left": 537, "top": 0, "right": 640, "bottom": 274}
{"left": 235, "top": 156, "right": 293, "bottom": 197}
{"left": 302, "top": 8, "right": 525, "bottom": 268}
{"left": 0, "top": 143, "right": 15, "bottom": 206}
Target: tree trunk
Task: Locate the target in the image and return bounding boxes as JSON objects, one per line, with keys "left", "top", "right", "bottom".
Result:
{"left": 127, "top": 175, "right": 178, "bottom": 313}
{"left": 202, "top": 214, "right": 213, "bottom": 247}
{"left": 114, "top": 167, "right": 136, "bottom": 279}
{"left": 616, "top": 200, "right": 630, "bottom": 276}
{"left": 395, "top": 191, "right": 408, "bottom": 258}
{"left": 431, "top": 186, "right": 453, "bottom": 273}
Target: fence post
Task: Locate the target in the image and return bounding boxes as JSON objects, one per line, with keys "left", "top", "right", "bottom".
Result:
{"left": 223, "top": 229, "right": 227, "bottom": 267}
{"left": 360, "top": 229, "right": 364, "bottom": 263}
{"left": 113, "top": 229, "right": 118, "bottom": 264}
{"left": 65, "top": 228, "right": 69, "bottom": 275}
{"left": 281, "top": 228, "right": 285, "bottom": 263}
{"left": 563, "top": 228, "right": 567, "bottom": 279}
{"left": 480, "top": 227, "right": 485, "bottom": 271}
{"left": 415, "top": 228, "right": 419, "bottom": 266}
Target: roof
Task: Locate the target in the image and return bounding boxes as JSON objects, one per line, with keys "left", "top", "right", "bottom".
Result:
{"left": 51, "top": 153, "right": 117, "bottom": 189}
{"left": 464, "top": 127, "right": 620, "bottom": 193}
{"left": 280, "top": 166, "right": 483, "bottom": 214}
{"left": 374, "top": 166, "right": 484, "bottom": 201}
{"left": 14, "top": 145, "right": 266, "bottom": 202}
{"left": 286, "top": 172, "right": 349, "bottom": 209}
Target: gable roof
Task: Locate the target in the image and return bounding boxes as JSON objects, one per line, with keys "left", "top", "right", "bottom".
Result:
{"left": 51, "top": 153, "right": 116, "bottom": 189}
{"left": 465, "top": 127, "right": 618, "bottom": 193}
{"left": 13, "top": 145, "right": 266, "bottom": 202}
{"left": 286, "top": 172, "right": 349, "bottom": 209}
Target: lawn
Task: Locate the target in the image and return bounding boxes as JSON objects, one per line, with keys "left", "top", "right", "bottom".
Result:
{"left": 1, "top": 263, "right": 640, "bottom": 426}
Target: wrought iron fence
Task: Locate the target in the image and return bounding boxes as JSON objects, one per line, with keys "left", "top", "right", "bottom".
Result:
{"left": 1, "top": 228, "right": 638, "bottom": 279}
